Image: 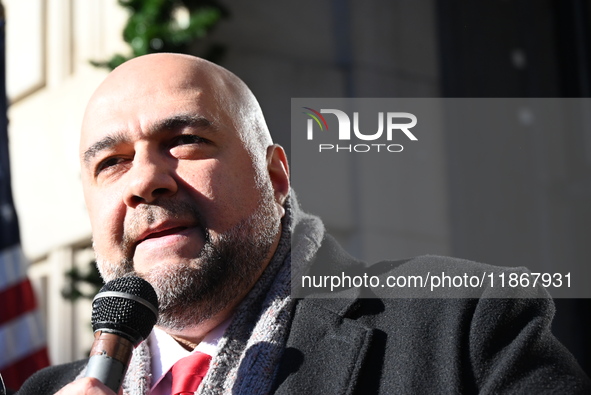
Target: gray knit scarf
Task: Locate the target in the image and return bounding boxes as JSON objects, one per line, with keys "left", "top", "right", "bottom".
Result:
{"left": 101, "top": 193, "right": 325, "bottom": 395}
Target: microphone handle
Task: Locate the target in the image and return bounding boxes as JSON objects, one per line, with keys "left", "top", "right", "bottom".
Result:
{"left": 85, "top": 332, "right": 134, "bottom": 393}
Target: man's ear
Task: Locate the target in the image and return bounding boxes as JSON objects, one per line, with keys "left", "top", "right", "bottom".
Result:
{"left": 266, "top": 144, "right": 290, "bottom": 208}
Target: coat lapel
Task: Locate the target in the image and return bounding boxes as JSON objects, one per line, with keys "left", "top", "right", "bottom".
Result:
{"left": 273, "top": 296, "right": 373, "bottom": 395}
{"left": 273, "top": 233, "right": 375, "bottom": 394}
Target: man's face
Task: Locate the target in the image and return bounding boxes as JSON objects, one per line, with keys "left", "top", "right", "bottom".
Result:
{"left": 80, "top": 59, "right": 285, "bottom": 330}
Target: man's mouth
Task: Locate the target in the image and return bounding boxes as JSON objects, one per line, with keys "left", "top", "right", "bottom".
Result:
{"left": 130, "top": 223, "right": 205, "bottom": 268}
{"left": 131, "top": 222, "right": 203, "bottom": 258}
{"left": 139, "top": 226, "right": 189, "bottom": 242}
{"left": 122, "top": 203, "right": 206, "bottom": 265}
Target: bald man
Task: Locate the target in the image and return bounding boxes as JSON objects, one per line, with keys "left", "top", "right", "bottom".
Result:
{"left": 19, "top": 54, "right": 591, "bottom": 394}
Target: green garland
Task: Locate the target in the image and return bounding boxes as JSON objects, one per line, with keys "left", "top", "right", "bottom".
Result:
{"left": 93, "top": 0, "right": 228, "bottom": 70}
{"left": 62, "top": 263, "right": 104, "bottom": 301}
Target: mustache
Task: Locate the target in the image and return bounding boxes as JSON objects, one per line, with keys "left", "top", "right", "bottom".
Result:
{"left": 121, "top": 200, "right": 207, "bottom": 258}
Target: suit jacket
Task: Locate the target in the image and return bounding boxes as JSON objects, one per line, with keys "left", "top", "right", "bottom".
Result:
{"left": 18, "top": 235, "right": 591, "bottom": 394}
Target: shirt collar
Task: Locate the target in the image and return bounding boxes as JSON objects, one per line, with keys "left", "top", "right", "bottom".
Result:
{"left": 149, "top": 316, "right": 232, "bottom": 391}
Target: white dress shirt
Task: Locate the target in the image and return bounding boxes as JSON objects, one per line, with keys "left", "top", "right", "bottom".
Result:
{"left": 148, "top": 318, "right": 231, "bottom": 395}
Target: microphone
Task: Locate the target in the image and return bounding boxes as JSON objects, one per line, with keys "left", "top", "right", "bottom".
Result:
{"left": 86, "top": 276, "right": 159, "bottom": 393}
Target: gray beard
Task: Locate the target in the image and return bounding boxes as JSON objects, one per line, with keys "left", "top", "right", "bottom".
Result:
{"left": 95, "top": 186, "right": 280, "bottom": 331}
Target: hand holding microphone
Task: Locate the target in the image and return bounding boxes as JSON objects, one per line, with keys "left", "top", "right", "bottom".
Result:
{"left": 54, "top": 276, "right": 158, "bottom": 395}
{"left": 85, "top": 276, "right": 158, "bottom": 393}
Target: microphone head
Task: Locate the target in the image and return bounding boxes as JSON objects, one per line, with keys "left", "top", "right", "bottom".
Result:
{"left": 91, "top": 276, "right": 159, "bottom": 345}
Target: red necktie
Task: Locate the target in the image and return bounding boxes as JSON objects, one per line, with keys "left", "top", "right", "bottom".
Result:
{"left": 171, "top": 352, "right": 212, "bottom": 395}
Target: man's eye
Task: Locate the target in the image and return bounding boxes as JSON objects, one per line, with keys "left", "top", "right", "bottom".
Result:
{"left": 96, "top": 157, "right": 126, "bottom": 174}
{"left": 172, "top": 135, "right": 206, "bottom": 146}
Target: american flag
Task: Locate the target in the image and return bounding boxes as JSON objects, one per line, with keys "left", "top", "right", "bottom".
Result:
{"left": 0, "top": 3, "right": 50, "bottom": 390}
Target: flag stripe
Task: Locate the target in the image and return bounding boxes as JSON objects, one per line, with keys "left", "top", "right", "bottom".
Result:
{"left": 0, "top": 311, "right": 46, "bottom": 370}
{"left": 0, "top": 279, "right": 38, "bottom": 325}
{"left": 0, "top": 10, "right": 50, "bottom": 389}
{"left": 0, "top": 245, "right": 27, "bottom": 291}
{"left": 0, "top": 346, "right": 50, "bottom": 390}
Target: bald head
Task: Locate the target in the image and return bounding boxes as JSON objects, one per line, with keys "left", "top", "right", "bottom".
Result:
{"left": 82, "top": 53, "right": 273, "bottom": 165}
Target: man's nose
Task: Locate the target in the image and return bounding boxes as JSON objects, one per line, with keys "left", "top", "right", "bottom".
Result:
{"left": 123, "top": 153, "right": 178, "bottom": 207}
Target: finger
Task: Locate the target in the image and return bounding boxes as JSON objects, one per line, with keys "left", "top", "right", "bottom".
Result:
{"left": 54, "top": 377, "right": 116, "bottom": 395}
